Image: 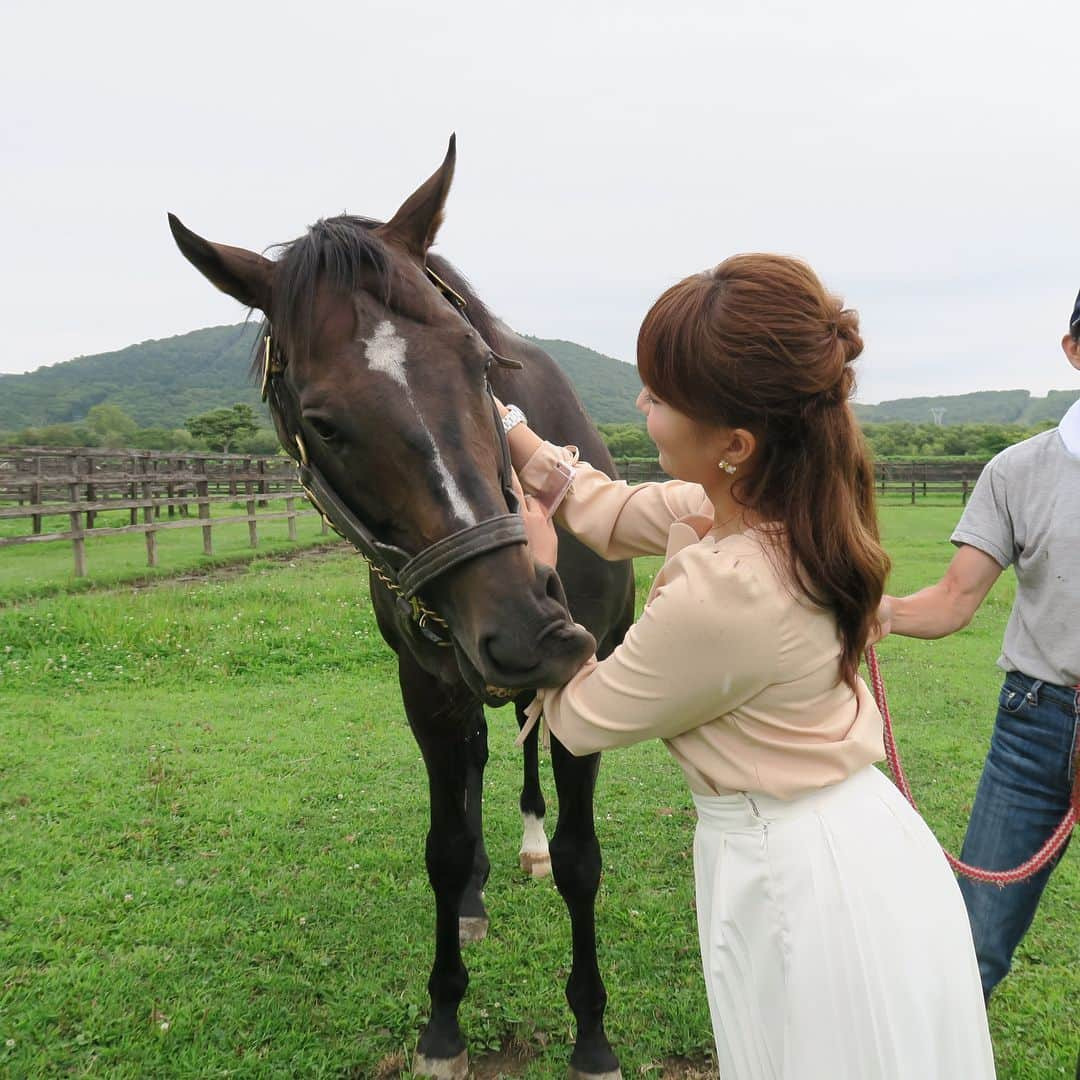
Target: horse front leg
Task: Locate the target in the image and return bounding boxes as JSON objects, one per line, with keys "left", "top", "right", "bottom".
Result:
{"left": 549, "top": 735, "right": 622, "bottom": 1080}
{"left": 398, "top": 654, "right": 482, "bottom": 1080}
{"left": 459, "top": 715, "right": 491, "bottom": 944}
{"left": 517, "top": 693, "right": 552, "bottom": 878}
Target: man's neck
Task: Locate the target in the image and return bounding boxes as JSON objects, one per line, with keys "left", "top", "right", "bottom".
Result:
{"left": 1058, "top": 396, "right": 1080, "bottom": 458}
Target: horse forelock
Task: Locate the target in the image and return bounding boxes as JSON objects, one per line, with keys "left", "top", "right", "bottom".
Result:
{"left": 248, "top": 216, "right": 502, "bottom": 379}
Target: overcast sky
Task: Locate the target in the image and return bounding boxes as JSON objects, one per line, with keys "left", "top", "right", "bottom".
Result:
{"left": 3, "top": 0, "right": 1078, "bottom": 405}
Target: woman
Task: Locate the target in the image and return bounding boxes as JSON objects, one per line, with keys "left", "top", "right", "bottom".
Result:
{"left": 499, "top": 254, "right": 995, "bottom": 1079}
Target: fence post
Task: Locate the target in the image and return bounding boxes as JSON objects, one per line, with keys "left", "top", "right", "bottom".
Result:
{"left": 30, "top": 455, "right": 44, "bottom": 534}
{"left": 257, "top": 458, "right": 268, "bottom": 508}
{"left": 69, "top": 454, "right": 86, "bottom": 577}
{"left": 141, "top": 456, "right": 158, "bottom": 567}
{"left": 128, "top": 452, "right": 138, "bottom": 526}
{"left": 910, "top": 473, "right": 916, "bottom": 505}
{"left": 286, "top": 496, "right": 297, "bottom": 541}
{"left": 166, "top": 456, "right": 176, "bottom": 519}
{"left": 194, "top": 457, "right": 212, "bottom": 555}
{"left": 245, "top": 457, "right": 257, "bottom": 548}
{"left": 82, "top": 456, "right": 97, "bottom": 530}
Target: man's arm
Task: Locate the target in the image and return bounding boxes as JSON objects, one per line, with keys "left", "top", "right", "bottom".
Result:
{"left": 880, "top": 544, "right": 1004, "bottom": 640}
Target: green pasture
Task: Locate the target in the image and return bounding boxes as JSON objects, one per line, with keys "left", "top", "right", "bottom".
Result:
{"left": 0, "top": 500, "right": 335, "bottom": 604}
{"left": 1, "top": 506, "right": 1076, "bottom": 1078}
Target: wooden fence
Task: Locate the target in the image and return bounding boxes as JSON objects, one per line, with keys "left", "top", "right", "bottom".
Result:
{"left": 612, "top": 458, "right": 988, "bottom": 503}
{"left": 0, "top": 447, "right": 326, "bottom": 577}
{"left": 873, "top": 460, "right": 987, "bottom": 504}
{"left": 1, "top": 448, "right": 991, "bottom": 580}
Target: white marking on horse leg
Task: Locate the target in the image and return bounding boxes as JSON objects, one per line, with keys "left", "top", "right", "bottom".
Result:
{"left": 412, "top": 1048, "right": 470, "bottom": 1079}
{"left": 519, "top": 812, "right": 551, "bottom": 878}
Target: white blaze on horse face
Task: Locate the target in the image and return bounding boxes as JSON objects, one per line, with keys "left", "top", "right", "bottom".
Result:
{"left": 364, "top": 320, "right": 409, "bottom": 388}
{"left": 362, "top": 320, "right": 477, "bottom": 527}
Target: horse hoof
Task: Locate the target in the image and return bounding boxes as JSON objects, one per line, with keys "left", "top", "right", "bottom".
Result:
{"left": 519, "top": 851, "right": 552, "bottom": 878}
{"left": 568, "top": 1069, "right": 622, "bottom": 1080}
{"left": 412, "top": 1049, "right": 469, "bottom": 1079}
{"left": 458, "top": 916, "right": 488, "bottom": 944}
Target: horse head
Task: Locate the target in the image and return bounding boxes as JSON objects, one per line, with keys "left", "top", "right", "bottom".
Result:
{"left": 169, "top": 137, "right": 595, "bottom": 703}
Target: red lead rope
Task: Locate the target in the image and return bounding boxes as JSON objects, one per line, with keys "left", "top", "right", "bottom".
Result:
{"left": 865, "top": 646, "right": 1079, "bottom": 886}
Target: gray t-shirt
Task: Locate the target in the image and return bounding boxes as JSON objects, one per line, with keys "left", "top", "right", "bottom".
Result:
{"left": 951, "top": 424, "right": 1080, "bottom": 686}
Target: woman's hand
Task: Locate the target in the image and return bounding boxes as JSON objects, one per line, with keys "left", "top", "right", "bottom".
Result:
{"left": 510, "top": 468, "right": 558, "bottom": 567}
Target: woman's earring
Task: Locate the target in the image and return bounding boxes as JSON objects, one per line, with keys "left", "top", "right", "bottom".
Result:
{"left": 718, "top": 459, "right": 737, "bottom": 475}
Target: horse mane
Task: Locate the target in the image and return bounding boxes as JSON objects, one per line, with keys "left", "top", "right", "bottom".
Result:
{"left": 249, "top": 215, "right": 503, "bottom": 377}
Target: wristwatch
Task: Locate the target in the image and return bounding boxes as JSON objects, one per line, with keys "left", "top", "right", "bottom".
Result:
{"left": 501, "top": 404, "right": 527, "bottom": 435}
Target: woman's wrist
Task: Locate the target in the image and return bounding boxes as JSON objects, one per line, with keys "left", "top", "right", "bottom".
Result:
{"left": 501, "top": 404, "right": 527, "bottom": 435}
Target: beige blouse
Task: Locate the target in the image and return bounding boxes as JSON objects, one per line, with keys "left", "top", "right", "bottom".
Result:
{"left": 516, "top": 439, "right": 885, "bottom": 801}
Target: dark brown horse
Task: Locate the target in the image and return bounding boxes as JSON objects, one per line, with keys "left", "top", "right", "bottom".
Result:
{"left": 169, "top": 137, "right": 634, "bottom": 1079}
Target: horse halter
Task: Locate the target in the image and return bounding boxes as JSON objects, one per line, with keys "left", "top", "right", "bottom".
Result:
{"left": 260, "top": 265, "right": 527, "bottom": 672}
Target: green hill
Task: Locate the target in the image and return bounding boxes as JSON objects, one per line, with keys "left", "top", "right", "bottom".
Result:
{"left": 525, "top": 336, "right": 643, "bottom": 423}
{"left": 0, "top": 325, "right": 644, "bottom": 431}
{"left": 853, "top": 389, "right": 1079, "bottom": 425}
{"left": 0, "top": 324, "right": 264, "bottom": 430}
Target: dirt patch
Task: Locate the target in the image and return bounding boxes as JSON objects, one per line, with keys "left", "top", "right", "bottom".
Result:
{"left": 365, "top": 1046, "right": 716, "bottom": 1078}
{"left": 469, "top": 1035, "right": 535, "bottom": 1077}
{"left": 651, "top": 1059, "right": 718, "bottom": 1079}
{"left": 142, "top": 542, "right": 349, "bottom": 588}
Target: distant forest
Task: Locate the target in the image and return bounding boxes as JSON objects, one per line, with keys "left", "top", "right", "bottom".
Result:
{"left": 1, "top": 323, "right": 1076, "bottom": 460}
{"left": 0, "top": 324, "right": 646, "bottom": 433}
{"left": 852, "top": 388, "right": 1080, "bottom": 426}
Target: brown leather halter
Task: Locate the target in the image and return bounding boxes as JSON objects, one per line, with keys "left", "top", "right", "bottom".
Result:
{"left": 261, "top": 265, "right": 527, "bottom": 660}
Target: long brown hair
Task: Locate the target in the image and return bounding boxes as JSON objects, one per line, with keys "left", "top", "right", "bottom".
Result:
{"left": 637, "top": 254, "right": 889, "bottom": 689}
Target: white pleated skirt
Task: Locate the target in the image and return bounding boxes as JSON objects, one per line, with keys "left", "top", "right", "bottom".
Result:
{"left": 693, "top": 765, "right": 995, "bottom": 1080}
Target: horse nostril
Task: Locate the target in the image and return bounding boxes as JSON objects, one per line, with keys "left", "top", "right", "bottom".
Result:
{"left": 538, "top": 563, "right": 569, "bottom": 610}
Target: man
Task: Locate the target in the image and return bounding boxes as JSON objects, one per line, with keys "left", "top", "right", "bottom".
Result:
{"left": 878, "top": 289, "right": 1080, "bottom": 1002}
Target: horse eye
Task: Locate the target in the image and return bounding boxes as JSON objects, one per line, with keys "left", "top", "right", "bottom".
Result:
{"left": 306, "top": 416, "right": 340, "bottom": 443}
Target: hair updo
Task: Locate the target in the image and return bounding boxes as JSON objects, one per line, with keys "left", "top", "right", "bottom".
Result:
{"left": 637, "top": 254, "right": 890, "bottom": 690}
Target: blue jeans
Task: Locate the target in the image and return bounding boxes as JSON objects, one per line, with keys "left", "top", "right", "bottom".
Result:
{"left": 958, "top": 671, "right": 1078, "bottom": 1001}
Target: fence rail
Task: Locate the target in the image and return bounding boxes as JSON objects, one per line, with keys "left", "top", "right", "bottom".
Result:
{"left": 612, "top": 458, "right": 989, "bottom": 503}
{"left": 0, "top": 447, "right": 326, "bottom": 577}
{"left": 2, "top": 448, "right": 992, "bottom": 580}
{"left": 872, "top": 460, "right": 987, "bottom": 503}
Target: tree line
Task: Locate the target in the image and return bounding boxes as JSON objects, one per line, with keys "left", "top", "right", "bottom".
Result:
{"left": 1, "top": 409, "right": 1060, "bottom": 462}
{"left": 0, "top": 403, "right": 278, "bottom": 455}
{"left": 595, "top": 420, "right": 1058, "bottom": 461}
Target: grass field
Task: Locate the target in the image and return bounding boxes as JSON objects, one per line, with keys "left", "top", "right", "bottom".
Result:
{"left": 1, "top": 505, "right": 1076, "bottom": 1078}
{"left": 0, "top": 499, "right": 334, "bottom": 605}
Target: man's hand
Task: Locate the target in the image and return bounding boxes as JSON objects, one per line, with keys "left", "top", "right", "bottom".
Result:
{"left": 872, "top": 596, "right": 894, "bottom": 643}
{"left": 510, "top": 468, "right": 558, "bottom": 567}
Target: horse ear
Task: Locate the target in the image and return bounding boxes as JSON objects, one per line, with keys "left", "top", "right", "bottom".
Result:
{"left": 168, "top": 213, "right": 274, "bottom": 313}
{"left": 377, "top": 134, "right": 456, "bottom": 257}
